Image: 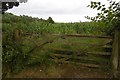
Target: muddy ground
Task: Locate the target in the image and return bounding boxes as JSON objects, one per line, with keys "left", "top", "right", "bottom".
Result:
{"left": 5, "top": 63, "right": 112, "bottom": 78}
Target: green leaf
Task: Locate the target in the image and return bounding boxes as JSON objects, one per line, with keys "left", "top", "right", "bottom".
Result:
{"left": 97, "top": 6, "right": 101, "bottom": 10}
{"left": 115, "top": 3, "right": 119, "bottom": 6}
{"left": 93, "top": 5, "right": 98, "bottom": 9}
{"left": 93, "top": 2, "right": 97, "bottom": 4}
{"left": 110, "top": 1, "right": 112, "bottom": 3}
{"left": 104, "top": 10, "right": 109, "bottom": 13}
{"left": 113, "top": 6, "right": 116, "bottom": 9}
{"left": 91, "top": 1, "right": 94, "bottom": 4}
{"left": 98, "top": 2, "right": 101, "bottom": 5}
{"left": 102, "top": 8, "right": 106, "bottom": 11}
{"left": 102, "top": 5, "right": 105, "bottom": 7}
{"left": 112, "top": 2, "right": 115, "bottom": 5}
{"left": 91, "top": 5, "right": 94, "bottom": 8}
{"left": 96, "top": 16, "right": 99, "bottom": 19}
{"left": 97, "top": 13, "right": 101, "bottom": 15}
{"left": 87, "top": 5, "right": 90, "bottom": 7}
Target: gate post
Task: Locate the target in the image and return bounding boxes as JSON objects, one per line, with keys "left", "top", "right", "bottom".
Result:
{"left": 118, "top": 29, "right": 120, "bottom": 78}
{"left": 111, "top": 29, "right": 119, "bottom": 78}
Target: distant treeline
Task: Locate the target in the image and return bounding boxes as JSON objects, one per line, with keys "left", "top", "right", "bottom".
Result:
{"left": 2, "top": 13, "right": 113, "bottom": 35}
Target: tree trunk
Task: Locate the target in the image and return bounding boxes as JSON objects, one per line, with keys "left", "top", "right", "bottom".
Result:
{"left": 111, "top": 29, "right": 119, "bottom": 78}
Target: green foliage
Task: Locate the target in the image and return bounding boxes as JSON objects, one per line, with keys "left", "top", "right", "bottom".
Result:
{"left": 27, "top": 50, "right": 53, "bottom": 66}
{"left": 2, "top": 33, "right": 28, "bottom": 73}
{"left": 86, "top": 0, "right": 120, "bottom": 32}
{"left": 47, "top": 17, "right": 55, "bottom": 24}
{"left": 3, "top": 13, "right": 109, "bottom": 35}
{"left": 1, "top": 0, "right": 28, "bottom": 14}
{"left": 2, "top": 2, "right": 19, "bottom": 13}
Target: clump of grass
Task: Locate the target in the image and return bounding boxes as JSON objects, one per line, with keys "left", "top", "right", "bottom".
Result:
{"left": 2, "top": 41, "right": 28, "bottom": 73}
{"left": 27, "top": 49, "right": 55, "bottom": 66}
{"left": 61, "top": 44, "right": 72, "bottom": 49}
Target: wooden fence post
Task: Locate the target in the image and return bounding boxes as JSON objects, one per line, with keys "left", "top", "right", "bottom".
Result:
{"left": 118, "top": 30, "right": 120, "bottom": 78}
{"left": 13, "top": 28, "right": 22, "bottom": 42}
{"left": 111, "top": 29, "right": 119, "bottom": 78}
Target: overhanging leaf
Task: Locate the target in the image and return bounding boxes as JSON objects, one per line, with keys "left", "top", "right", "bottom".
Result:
{"left": 104, "top": 10, "right": 109, "bottom": 13}
{"left": 102, "top": 8, "right": 106, "bottom": 11}
{"left": 97, "top": 6, "right": 102, "bottom": 10}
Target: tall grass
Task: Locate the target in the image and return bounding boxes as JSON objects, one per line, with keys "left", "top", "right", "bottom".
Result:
{"left": 2, "top": 13, "right": 108, "bottom": 35}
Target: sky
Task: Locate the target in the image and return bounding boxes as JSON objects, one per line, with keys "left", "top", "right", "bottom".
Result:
{"left": 7, "top": 0, "right": 119, "bottom": 22}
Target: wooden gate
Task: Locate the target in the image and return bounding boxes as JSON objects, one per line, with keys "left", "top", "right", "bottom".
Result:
{"left": 23, "top": 32, "right": 119, "bottom": 78}
{"left": 49, "top": 34, "right": 113, "bottom": 68}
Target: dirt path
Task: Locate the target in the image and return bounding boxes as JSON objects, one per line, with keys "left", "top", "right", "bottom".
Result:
{"left": 6, "top": 63, "right": 111, "bottom": 78}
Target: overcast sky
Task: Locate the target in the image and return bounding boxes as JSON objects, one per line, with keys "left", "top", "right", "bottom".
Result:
{"left": 7, "top": 0, "right": 119, "bottom": 22}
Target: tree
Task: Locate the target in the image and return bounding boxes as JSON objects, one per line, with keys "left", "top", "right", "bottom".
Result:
{"left": 86, "top": 0, "right": 120, "bottom": 30}
{"left": 47, "top": 17, "right": 55, "bottom": 24}
{"left": 19, "top": 0, "right": 28, "bottom": 3}
{"left": 86, "top": 0, "right": 120, "bottom": 78}
{"left": 0, "top": 0, "right": 28, "bottom": 14}
{"left": 1, "top": 2, "right": 19, "bottom": 13}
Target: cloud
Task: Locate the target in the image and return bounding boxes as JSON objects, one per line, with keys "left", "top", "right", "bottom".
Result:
{"left": 7, "top": 0, "right": 119, "bottom": 22}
